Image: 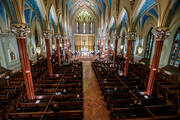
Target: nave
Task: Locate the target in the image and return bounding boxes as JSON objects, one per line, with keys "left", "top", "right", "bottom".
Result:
{"left": 0, "top": 58, "right": 84, "bottom": 120}
{"left": 1, "top": 55, "right": 180, "bottom": 120}
{"left": 0, "top": 0, "right": 180, "bottom": 119}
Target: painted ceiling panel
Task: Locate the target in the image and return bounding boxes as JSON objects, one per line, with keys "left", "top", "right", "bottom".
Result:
{"left": 141, "top": 14, "right": 150, "bottom": 28}
{"left": 3, "top": 0, "right": 18, "bottom": 23}
{"left": 66, "top": 0, "right": 104, "bottom": 17}
{"left": 108, "top": 0, "right": 112, "bottom": 8}
{"left": 25, "top": 0, "right": 46, "bottom": 28}
{"left": 134, "top": 0, "right": 155, "bottom": 24}
{"left": 118, "top": 9, "right": 128, "bottom": 29}
{"left": 165, "top": 0, "right": 180, "bottom": 26}
{"left": 31, "top": 12, "right": 35, "bottom": 23}
{"left": 49, "top": 5, "right": 57, "bottom": 28}
{"left": 24, "top": 8, "right": 31, "bottom": 26}
{"left": 0, "top": 1, "right": 6, "bottom": 23}
{"left": 148, "top": 8, "right": 158, "bottom": 19}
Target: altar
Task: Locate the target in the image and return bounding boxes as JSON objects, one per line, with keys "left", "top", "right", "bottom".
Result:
{"left": 74, "top": 34, "right": 95, "bottom": 56}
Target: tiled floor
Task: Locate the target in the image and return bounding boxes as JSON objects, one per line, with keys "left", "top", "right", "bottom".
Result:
{"left": 83, "top": 61, "right": 110, "bottom": 120}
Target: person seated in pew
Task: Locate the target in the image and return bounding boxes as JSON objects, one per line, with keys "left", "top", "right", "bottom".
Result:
{"left": 98, "top": 67, "right": 102, "bottom": 72}
{"left": 50, "top": 104, "right": 58, "bottom": 113}
{"left": 63, "top": 89, "right": 67, "bottom": 94}
{"left": 13, "top": 103, "right": 21, "bottom": 112}
{"left": 114, "top": 87, "right": 118, "bottom": 92}
{"left": 61, "top": 79, "right": 65, "bottom": 84}
{"left": 76, "top": 94, "right": 81, "bottom": 101}
{"left": 118, "top": 69, "right": 124, "bottom": 76}
{"left": 134, "top": 85, "right": 140, "bottom": 92}
{"left": 103, "top": 78, "right": 107, "bottom": 83}
{"left": 129, "top": 99, "right": 142, "bottom": 108}
{"left": 73, "top": 74, "right": 77, "bottom": 78}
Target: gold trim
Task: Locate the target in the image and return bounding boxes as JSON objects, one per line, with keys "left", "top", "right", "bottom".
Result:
{"left": 74, "top": 34, "right": 95, "bottom": 36}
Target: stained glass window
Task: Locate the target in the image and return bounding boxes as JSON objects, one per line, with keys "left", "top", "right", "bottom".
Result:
{"left": 144, "top": 28, "right": 154, "bottom": 59}
{"left": 90, "top": 22, "right": 93, "bottom": 34}
{"left": 83, "top": 22, "right": 86, "bottom": 33}
{"left": 169, "top": 27, "right": 180, "bottom": 68}
{"left": 76, "top": 22, "right": 79, "bottom": 33}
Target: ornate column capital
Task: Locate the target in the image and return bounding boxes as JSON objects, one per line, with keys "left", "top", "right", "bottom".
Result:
{"left": 155, "top": 27, "right": 170, "bottom": 40}
{"left": 116, "top": 36, "right": 120, "bottom": 39}
{"left": 11, "top": 24, "right": 30, "bottom": 38}
{"left": 55, "top": 33, "right": 61, "bottom": 39}
{"left": 111, "top": 35, "right": 120, "bottom": 40}
{"left": 126, "top": 31, "right": 136, "bottom": 40}
{"left": 43, "top": 30, "right": 52, "bottom": 39}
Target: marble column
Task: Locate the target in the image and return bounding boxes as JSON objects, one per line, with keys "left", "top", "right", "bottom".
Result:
{"left": 44, "top": 31, "right": 53, "bottom": 77}
{"left": 113, "top": 37, "right": 119, "bottom": 65}
{"left": 107, "top": 39, "right": 110, "bottom": 59}
{"left": 11, "top": 24, "right": 35, "bottom": 100}
{"left": 62, "top": 38, "right": 66, "bottom": 61}
{"left": 124, "top": 32, "right": 136, "bottom": 76}
{"left": 145, "top": 27, "right": 170, "bottom": 96}
{"left": 99, "top": 40, "right": 102, "bottom": 57}
{"left": 55, "top": 34, "right": 61, "bottom": 66}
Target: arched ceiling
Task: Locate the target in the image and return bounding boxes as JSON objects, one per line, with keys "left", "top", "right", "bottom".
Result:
{"left": 1, "top": 0, "right": 180, "bottom": 36}
{"left": 64, "top": 0, "right": 106, "bottom": 20}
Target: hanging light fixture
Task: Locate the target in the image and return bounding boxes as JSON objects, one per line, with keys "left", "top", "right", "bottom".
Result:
{"left": 52, "top": 44, "right": 56, "bottom": 50}
{"left": 36, "top": 47, "right": 41, "bottom": 55}
{"left": 120, "top": 45, "right": 124, "bottom": 50}
{"left": 138, "top": 46, "right": 143, "bottom": 54}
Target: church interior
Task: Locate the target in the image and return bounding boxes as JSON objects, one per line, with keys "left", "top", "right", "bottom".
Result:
{"left": 0, "top": 0, "right": 180, "bottom": 119}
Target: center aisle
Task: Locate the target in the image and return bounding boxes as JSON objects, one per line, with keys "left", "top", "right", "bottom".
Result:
{"left": 83, "top": 61, "right": 110, "bottom": 120}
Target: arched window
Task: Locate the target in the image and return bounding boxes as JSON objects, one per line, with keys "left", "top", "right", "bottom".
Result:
{"left": 121, "top": 32, "right": 125, "bottom": 53}
{"left": 144, "top": 28, "right": 154, "bottom": 59}
{"left": 83, "top": 22, "right": 86, "bottom": 33}
{"left": 76, "top": 22, "right": 79, "bottom": 33}
{"left": 90, "top": 22, "right": 93, "bottom": 34}
{"left": 169, "top": 27, "right": 180, "bottom": 68}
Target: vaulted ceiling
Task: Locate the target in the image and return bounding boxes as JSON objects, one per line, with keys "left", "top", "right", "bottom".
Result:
{"left": 0, "top": 0, "right": 180, "bottom": 35}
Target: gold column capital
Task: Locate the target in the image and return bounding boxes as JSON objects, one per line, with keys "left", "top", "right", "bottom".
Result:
{"left": 55, "top": 33, "right": 61, "bottom": 39}
{"left": 155, "top": 27, "right": 170, "bottom": 40}
{"left": 11, "top": 24, "right": 30, "bottom": 38}
{"left": 126, "top": 31, "right": 136, "bottom": 40}
{"left": 43, "top": 30, "right": 52, "bottom": 39}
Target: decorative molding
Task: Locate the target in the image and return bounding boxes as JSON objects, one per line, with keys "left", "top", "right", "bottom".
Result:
{"left": 55, "top": 33, "right": 61, "bottom": 39}
{"left": 155, "top": 27, "right": 170, "bottom": 40}
{"left": 43, "top": 30, "right": 52, "bottom": 39}
{"left": 74, "top": 34, "right": 95, "bottom": 36}
{"left": 126, "top": 31, "right": 136, "bottom": 40}
{"left": 11, "top": 24, "right": 30, "bottom": 38}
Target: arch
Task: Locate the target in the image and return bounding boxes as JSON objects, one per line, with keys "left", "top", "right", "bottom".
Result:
{"left": 118, "top": 8, "right": 129, "bottom": 31}
{"left": 144, "top": 27, "right": 155, "bottom": 60}
{"left": 25, "top": 0, "right": 47, "bottom": 29}
{"left": 109, "top": 16, "right": 115, "bottom": 31}
{"left": 168, "top": 26, "right": 180, "bottom": 68}
{"left": 133, "top": 0, "right": 157, "bottom": 29}
{"left": 71, "top": 6, "right": 99, "bottom": 28}
{"left": 164, "top": 0, "right": 180, "bottom": 27}
{"left": 0, "top": 0, "right": 18, "bottom": 23}
{"left": 49, "top": 4, "right": 58, "bottom": 32}
{"left": 24, "top": 1, "right": 44, "bottom": 29}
